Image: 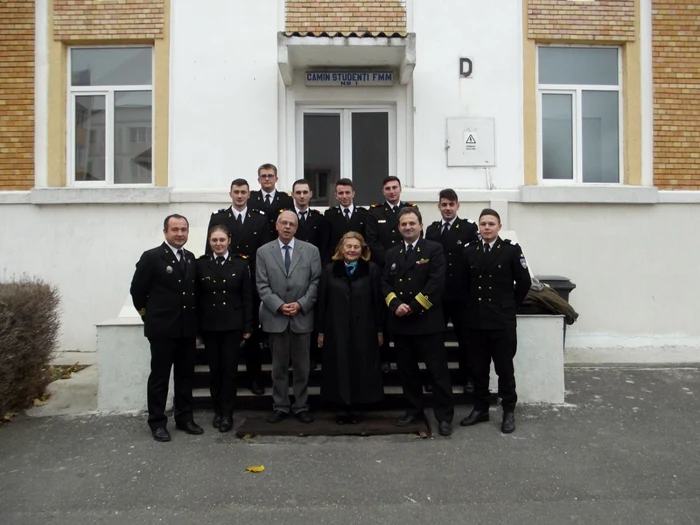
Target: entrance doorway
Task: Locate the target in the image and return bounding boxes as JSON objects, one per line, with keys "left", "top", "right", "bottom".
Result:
{"left": 298, "top": 107, "right": 395, "bottom": 207}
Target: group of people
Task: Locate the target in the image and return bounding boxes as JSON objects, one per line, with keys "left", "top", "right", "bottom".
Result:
{"left": 130, "top": 164, "right": 532, "bottom": 442}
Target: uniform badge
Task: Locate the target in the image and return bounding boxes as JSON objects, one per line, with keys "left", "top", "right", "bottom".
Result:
{"left": 456, "top": 240, "right": 462, "bottom": 245}
{"left": 390, "top": 263, "right": 397, "bottom": 275}
{"left": 520, "top": 258, "right": 528, "bottom": 269}
{"left": 378, "top": 220, "right": 387, "bottom": 223}
{"left": 166, "top": 266, "right": 173, "bottom": 274}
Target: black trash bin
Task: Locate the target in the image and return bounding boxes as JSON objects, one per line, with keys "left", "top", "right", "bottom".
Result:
{"left": 535, "top": 275, "right": 576, "bottom": 303}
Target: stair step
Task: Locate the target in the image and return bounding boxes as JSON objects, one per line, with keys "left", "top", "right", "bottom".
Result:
{"left": 194, "top": 362, "right": 461, "bottom": 374}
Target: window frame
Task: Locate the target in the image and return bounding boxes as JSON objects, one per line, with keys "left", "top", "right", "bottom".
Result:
{"left": 67, "top": 46, "right": 155, "bottom": 187}
{"left": 536, "top": 45, "right": 624, "bottom": 186}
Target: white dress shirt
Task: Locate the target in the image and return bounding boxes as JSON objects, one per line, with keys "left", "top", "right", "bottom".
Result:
{"left": 165, "top": 241, "right": 185, "bottom": 261}
{"left": 278, "top": 237, "right": 296, "bottom": 262}
{"left": 232, "top": 206, "right": 247, "bottom": 224}
{"left": 341, "top": 204, "right": 355, "bottom": 218}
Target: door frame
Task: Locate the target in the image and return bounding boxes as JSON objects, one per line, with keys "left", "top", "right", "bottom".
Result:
{"left": 295, "top": 104, "right": 397, "bottom": 189}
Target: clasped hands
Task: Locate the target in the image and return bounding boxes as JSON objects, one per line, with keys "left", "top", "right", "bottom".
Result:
{"left": 279, "top": 302, "right": 302, "bottom": 316}
{"left": 394, "top": 303, "right": 413, "bottom": 317}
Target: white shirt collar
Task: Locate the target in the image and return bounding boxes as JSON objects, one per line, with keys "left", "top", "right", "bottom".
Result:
{"left": 404, "top": 240, "right": 417, "bottom": 251}
{"left": 231, "top": 206, "right": 247, "bottom": 219}
{"left": 164, "top": 241, "right": 184, "bottom": 258}
{"left": 213, "top": 251, "right": 229, "bottom": 261}
{"left": 387, "top": 201, "right": 400, "bottom": 209}
{"left": 295, "top": 206, "right": 309, "bottom": 216}
{"left": 483, "top": 239, "right": 496, "bottom": 249}
{"left": 263, "top": 189, "right": 277, "bottom": 200}
{"left": 442, "top": 217, "right": 457, "bottom": 228}
{"left": 278, "top": 238, "right": 296, "bottom": 251}
{"left": 342, "top": 204, "right": 355, "bottom": 215}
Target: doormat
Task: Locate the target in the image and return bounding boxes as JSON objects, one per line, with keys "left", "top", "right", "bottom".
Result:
{"left": 234, "top": 410, "right": 430, "bottom": 438}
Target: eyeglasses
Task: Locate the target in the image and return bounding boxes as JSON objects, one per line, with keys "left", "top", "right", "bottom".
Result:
{"left": 259, "top": 174, "right": 276, "bottom": 179}
{"left": 278, "top": 221, "right": 297, "bottom": 228}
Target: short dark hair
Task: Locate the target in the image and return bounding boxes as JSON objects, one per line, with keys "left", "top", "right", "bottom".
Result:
{"left": 479, "top": 208, "right": 501, "bottom": 223}
{"left": 382, "top": 176, "right": 401, "bottom": 188}
{"left": 163, "top": 214, "right": 189, "bottom": 230}
{"left": 208, "top": 224, "right": 231, "bottom": 239}
{"left": 230, "top": 178, "right": 249, "bottom": 189}
{"left": 397, "top": 206, "right": 422, "bottom": 224}
{"left": 292, "top": 179, "right": 311, "bottom": 191}
{"left": 439, "top": 188, "right": 458, "bottom": 202}
{"left": 335, "top": 178, "right": 354, "bottom": 190}
{"left": 257, "top": 163, "right": 277, "bottom": 176}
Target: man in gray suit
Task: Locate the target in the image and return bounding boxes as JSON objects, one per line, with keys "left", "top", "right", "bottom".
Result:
{"left": 256, "top": 210, "right": 322, "bottom": 423}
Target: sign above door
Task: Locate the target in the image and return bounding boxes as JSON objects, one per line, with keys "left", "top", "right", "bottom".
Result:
{"left": 305, "top": 71, "right": 394, "bottom": 87}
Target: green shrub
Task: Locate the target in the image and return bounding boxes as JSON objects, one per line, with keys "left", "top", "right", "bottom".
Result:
{"left": 0, "top": 279, "right": 61, "bottom": 417}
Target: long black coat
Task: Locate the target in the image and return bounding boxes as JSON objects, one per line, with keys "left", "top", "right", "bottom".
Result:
{"left": 316, "top": 260, "right": 385, "bottom": 406}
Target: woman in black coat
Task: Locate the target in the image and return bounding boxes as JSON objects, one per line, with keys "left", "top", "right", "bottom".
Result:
{"left": 196, "top": 224, "right": 253, "bottom": 433}
{"left": 316, "top": 231, "right": 385, "bottom": 424}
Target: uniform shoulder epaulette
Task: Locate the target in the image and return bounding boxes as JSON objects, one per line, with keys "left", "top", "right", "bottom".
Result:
{"left": 465, "top": 218, "right": 476, "bottom": 224}
{"left": 235, "top": 253, "right": 249, "bottom": 259}
{"left": 285, "top": 192, "right": 292, "bottom": 197}
{"left": 371, "top": 202, "right": 382, "bottom": 208}
{"left": 431, "top": 220, "right": 440, "bottom": 225}
{"left": 310, "top": 208, "right": 321, "bottom": 215}
{"left": 406, "top": 202, "right": 417, "bottom": 207}
{"left": 505, "top": 239, "right": 519, "bottom": 246}
{"left": 356, "top": 205, "right": 366, "bottom": 211}
{"left": 212, "top": 207, "right": 226, "bottom": 214}
{"left": 256, "top": 209, "right": 266, "bottom": 215}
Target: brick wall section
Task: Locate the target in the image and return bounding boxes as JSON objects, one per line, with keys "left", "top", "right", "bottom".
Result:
{"left": 53, "top": 0, "right": 165, "bottom": 41}
{"left": 528, "top": 0, "right": 636, "bottom": 41}
{"left": 652, "top": 1, "right": 700, "bottom": 190}
{"left": 285, "top": 0, "right": 406, "bottom": 34}
{"left": 0, "top": 0, "right": 34, "bottom": 190}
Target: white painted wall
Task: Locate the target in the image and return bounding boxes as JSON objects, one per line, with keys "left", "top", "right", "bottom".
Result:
{"left": 169, "top": 0, "right": 280, "bottom": 189}
{"left": 412, "top": 0, "right": 523, "bottom": 190}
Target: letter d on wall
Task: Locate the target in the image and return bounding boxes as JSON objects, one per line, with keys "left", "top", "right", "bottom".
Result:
{"left": 459, "top": 58, "right": 473, "bottom": 78}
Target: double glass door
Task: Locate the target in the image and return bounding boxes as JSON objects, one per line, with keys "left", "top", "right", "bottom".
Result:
{"left": 300, "top": 107, "right": 393, "bottom": 207}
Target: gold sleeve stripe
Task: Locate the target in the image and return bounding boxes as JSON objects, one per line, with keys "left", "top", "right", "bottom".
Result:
{"left": 385, "top": 292, "right": 398, "bottom": 307}
{"left": 415, "top": 293, "right": 433, "bottom": 310}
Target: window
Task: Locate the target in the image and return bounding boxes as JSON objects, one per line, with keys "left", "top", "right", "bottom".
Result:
{"left": 69, "top": 47, "right": 153, "bottom": 185}
{"left": 538, "top": 47, "right": 621, "bottom": 184}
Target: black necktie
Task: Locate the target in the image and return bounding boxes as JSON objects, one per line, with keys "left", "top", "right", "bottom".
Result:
{"left": 405, "top": 244, "right": 413, "bottom": 260}
{"left": 264, "top": 194, "right": 271, "bottom": 207}
{"left": 216, "top": 256, "right": 225, "bottom": 266}
{"left": 236, "top": 213, "right": 242, "bottom": 226}
{"left": 299, "top": 211, "right": 306, "bottom": 226}
{"left": 177, "top": 249, "right": 186, "bottom": 271}
{"left": 283, "top": 245, "right": 291, "bottom": 274}
{"left": 392, "top": 205, "right": 398, "bottom": 214}
{"left": 484, "top": 243, "right": 491, "bottom": 254}
{"left": 344, "top": 208, "right": 350, "bottom": 222}
{"left": 441, "top": 222, "right": 449, "bottom": 236}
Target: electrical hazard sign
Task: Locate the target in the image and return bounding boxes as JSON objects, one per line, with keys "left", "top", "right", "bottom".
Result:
{"left": 464, "top": 131, "right": 477, "bottom": 150}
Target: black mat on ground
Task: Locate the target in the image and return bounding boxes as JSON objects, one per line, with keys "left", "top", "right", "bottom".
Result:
{"left": 234, "top": 411, "right": 430, "bottom": 438}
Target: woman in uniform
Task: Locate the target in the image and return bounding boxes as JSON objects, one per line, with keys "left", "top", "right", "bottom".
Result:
{"left": 316, "top": 231, "right": 385, "bottom": 424}
{"left": 196, "top": 224, "right": 253, "bottom": 432}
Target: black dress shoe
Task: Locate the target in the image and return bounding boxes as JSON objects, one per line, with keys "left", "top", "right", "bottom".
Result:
{"left": 219, "top": 416, "right": 233, "bottom": 433}
{"left": 501, "top": 411, "right": 516, "bottom": 434}
{"left": 464, "top": 381, "right": 475, "bottom": 394}
{"left": 438, "top": 421, "right": 453, "bottom": 436}
{"left": 212, "top": 415, "right": 221, "bottom": 429}
{"left": 460, "top": 408, "right": 490, "bottom": 427}
{"left": 424, "top": 384, "right": 433, "bottom": 393}
{"left": 396, "top": 413, "right": 421, "bottom": 427}
{"left": 250, "top": 380, "right": 265, "bottom": 396}
{"left": 151, "top": 427, "right": 171, "bottom": 442}
{"left": 296, "top": 411, "right": 314, "bottom": 424}
{"left": 176, "top": 421, "right": 204, "bottom": 435}
{"left": 266, "top": 410, "right": 288, "bottom": 424}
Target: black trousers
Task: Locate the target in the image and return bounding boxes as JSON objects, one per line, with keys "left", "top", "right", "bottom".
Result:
{"left": 146, "top": 336, "right": 196, "bottom": 430}
{"left": 442, "top": 299, "right": 471, "bottom": 384}
{"left": 243, "top": 294, "right": 262, "bottom": 382}
{"left": 468, "top": 326, "right": 518, "bottom": 412}
{"left": 201, "top": 330, "right": 243, "bottom": 417}
{"left": 393, "top": 333, "right": 454, "bottom": 423}
{"left": 379, "top": 319, "right": 394, "bottom": 365}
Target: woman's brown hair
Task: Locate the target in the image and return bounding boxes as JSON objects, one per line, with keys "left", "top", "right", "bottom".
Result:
{"left": 331, "top": 231, "right": 371, "bottom": 262}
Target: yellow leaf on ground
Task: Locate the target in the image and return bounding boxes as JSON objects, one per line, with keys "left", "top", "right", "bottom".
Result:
{"left": 3, "top": 412, "right": 16, "bottom": 421}
{"left": 246, "top": 465, "right": 265, "bottom": 473}
{"left": 33, "top": 398, "right": 47, "bottom": 406}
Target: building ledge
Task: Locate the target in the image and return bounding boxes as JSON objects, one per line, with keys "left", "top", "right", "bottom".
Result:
{"left": 30, "top": 187, "right": 170, "bottom": 205}
{"left": 519, "top": 185, "right": 659, "bottom": 204}
{"left": 277, "top": 32, "right": 416, "bottom": 86}
{"left": 0, "top": 191, "right": 31, "bottom": 204}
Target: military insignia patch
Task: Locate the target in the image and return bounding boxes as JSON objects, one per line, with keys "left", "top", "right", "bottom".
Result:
{"left": 520, "top": 258, "right": 528, "bottom": 269}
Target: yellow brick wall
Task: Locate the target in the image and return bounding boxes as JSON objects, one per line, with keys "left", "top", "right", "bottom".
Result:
{"left": 652, "top": 1, "right": 700, "bottom": 190}
{"left": 53, "top": 0, "right": 165, "bottom": 41}
{"left": 285, "top": 0, "right": 406, "bottom": 34}
{"left": 528, "top": 0, "right": 636, "bottom": 41}
{"left": 0, "top": 0, "right": 34, "bottom": 190}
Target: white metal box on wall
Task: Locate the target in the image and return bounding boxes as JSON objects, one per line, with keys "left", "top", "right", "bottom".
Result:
{"left": 446, "top": 117, "right": 495, "bottom": 167}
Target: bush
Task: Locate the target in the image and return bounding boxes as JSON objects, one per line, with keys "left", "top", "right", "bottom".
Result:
{"left": 0, "top": 278, "right": 61, "bottom": 417}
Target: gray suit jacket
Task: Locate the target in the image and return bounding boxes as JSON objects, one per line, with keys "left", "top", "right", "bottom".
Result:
{"left": 256, "top": 238, "right": 322, "bottom": 334}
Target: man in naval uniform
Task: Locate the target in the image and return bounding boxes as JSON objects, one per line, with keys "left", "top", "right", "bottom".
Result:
{"left": 324, "top": 178, "right": 371, "bottom": 262}
{"left": 460, "top": 208, "right": 531, "bottom": 434}
{"left": 248, "top": 163, "right": 294, "bottom": 239}
{"left": 207, "top": 178, "right": 271, "bottom": 395}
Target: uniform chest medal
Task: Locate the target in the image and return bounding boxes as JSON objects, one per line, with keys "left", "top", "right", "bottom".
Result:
{"left": 166, "top": 266, "right": 173, "bottom": 274}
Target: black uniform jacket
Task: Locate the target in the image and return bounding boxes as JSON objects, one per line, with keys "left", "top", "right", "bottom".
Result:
{"left": 130, "top": 243, "right": 198, "bottom": 339}
{"left": 195, "top": 254, "right": 254, "bottom": 333}
{"left": 381, "top": 238, "right": 446, "bottom": 335}
{"left": 425, "top": 217, "right": 479, "bottom": 302}
{"left": 206, "top": 207, "right": 271, "bottom": 274}
{"left": 324, "top": 205, "right": 371, "bottom": 260}
{"left": 366, "top": 201, "right": 416, "bottom": 267}
{"left": 462, "top": 237, "right": 532, "bottom": 330}
{"left": 295, "top": 208, "right": 329, "bottom": 261}
{"left": 249, "top": 189, "right": 294, "bottom": 239}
